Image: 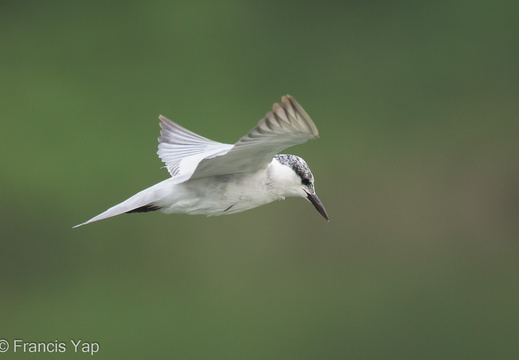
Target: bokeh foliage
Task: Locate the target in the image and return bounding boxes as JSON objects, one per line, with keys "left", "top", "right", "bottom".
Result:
{"left": 1, "top": 0, "right": 518, "bottom": 359}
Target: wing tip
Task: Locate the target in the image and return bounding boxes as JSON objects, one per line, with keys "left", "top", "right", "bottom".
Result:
{"left": 159, "top": 114, "right": 173, "bottom": 126}
{"left": 279, "top": 95, "right": 320, "bottom": 138}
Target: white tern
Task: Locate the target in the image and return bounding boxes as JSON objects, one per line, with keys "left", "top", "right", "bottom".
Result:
{"left": 74, "top": 95, "right": 328, "bottom": 227}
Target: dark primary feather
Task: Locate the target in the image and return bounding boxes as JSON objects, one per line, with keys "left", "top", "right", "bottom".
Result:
{"left": 126, "top": 204, "right": 162, "bottom": 213}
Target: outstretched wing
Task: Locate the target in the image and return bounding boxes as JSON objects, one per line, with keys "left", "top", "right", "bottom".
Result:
{"left": 157, "top": 95, "right": 319, "bottom": 184}
{"left": 157, "top": 116, "right": 233, "bottom": 184}
{"left": 190, "top": 95, "right": 319, "bottom": 179}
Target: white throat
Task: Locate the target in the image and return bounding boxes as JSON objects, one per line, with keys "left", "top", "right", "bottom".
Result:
{"left": 267, "top": 157, "right": 306, "bottom": 198}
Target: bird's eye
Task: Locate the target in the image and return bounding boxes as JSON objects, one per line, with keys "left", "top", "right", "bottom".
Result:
{"left": 301, "top": 178, "right": 311, "bottom": 186}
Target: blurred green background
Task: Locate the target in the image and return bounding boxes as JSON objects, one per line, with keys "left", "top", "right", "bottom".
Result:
{"left": 1, "top": 0, "right": 518, "bottom": 359}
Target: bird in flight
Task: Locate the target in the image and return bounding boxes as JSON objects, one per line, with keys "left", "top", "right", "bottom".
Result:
{"left": 74, "top": 95, "right": 328, "bottom": 228}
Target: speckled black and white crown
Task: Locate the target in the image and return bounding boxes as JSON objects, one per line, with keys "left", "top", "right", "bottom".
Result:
{"left": 275, "top": 154, "right": 314, "bottom": 186}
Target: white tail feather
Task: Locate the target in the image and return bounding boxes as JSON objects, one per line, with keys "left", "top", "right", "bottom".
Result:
{"left": 73, "top": 179, "right": 171, "bottom": 228}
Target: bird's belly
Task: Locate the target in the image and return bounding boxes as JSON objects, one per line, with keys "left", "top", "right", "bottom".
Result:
{"left": 159, "top": 174, "right": 281, "bottom": 216}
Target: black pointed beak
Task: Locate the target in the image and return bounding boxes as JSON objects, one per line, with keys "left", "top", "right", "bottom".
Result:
{"left": 306, "top": 191, "right": 329, "bottom": 221}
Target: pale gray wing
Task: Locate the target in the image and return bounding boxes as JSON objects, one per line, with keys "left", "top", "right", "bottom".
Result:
{"left": 157, "top": 115, "right": 233, "bottom": 184}
{"left": 188, "top": 95, "right": 319, "bottom": 180}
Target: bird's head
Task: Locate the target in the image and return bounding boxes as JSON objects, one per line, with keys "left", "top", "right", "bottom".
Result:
{"left": 273, "top": 154, "right": 329, "bottom": 221}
